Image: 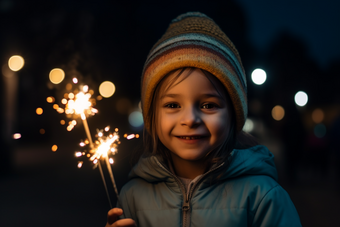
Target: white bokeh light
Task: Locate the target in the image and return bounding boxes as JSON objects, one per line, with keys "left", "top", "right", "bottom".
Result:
{"left": 294, "top": 91, "right": 308, "bottom": 107}
{"left": 251, "top": 68, "right": 267, "bottom": 85}
{"left": 243, "top": 118, "right": 254, "bottom": 133}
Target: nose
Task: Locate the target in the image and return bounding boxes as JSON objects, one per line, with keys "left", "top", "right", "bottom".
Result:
{"left": 180, "top": 105, "right": 201, "bottom": 128}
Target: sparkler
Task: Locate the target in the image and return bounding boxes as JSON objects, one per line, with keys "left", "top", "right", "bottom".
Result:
{"left": 77, "top": 126, "right": 123, "bottom": 207}
{"left": 50, "top": 84, "right": 115, "bottom": 206}
{"left": 48, "top": 80, "right": 138, "bottom": 209}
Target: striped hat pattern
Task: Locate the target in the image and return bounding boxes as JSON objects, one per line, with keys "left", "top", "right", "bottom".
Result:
{"left": 141, "top": 12, "right": 247, "bottom": 132}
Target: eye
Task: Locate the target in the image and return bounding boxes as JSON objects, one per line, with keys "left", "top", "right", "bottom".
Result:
{"left": 201, "top": 103, "right": 218, "bottom": 109}
{"left": 165, "top": 103, "right": 180, "bottom": 108}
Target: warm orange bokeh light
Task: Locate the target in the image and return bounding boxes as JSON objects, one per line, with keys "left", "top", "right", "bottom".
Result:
{"left": 49, "top": 68, "right": 65, "bottom": 84}
{"left": 46, "top": 97, "right": 55, "bottom": 103}
{"left": 39, "top": 129, "right": 45, "bottom": 134}
{"left": 312, "top": 108, "right": 324, "bottom": 124}
{"left": 36, "top": 107, "right": 43, "bottom": 115}
{"left": 272, "top": 105, "right": 285, "bottom": 121}
{"left": 8, "top": 55, "right": 25, "bottom": 71}
{"left": 99, "top": 81, "right": 115, "bottom": 98}
{"left": 66, "top": 83, "right": 72, "bottom": 90}
{"left": 51, "top": 145, "right": 58, "bottom": 152}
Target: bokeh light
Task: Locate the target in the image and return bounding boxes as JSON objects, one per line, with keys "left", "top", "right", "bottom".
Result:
{"left": 46, "top": 97, "right": 55, "bottom": 103}
{"left": 66, "top": 83, "right": 72, "bottom": 90}
{"left": 39, "top": 129, "right": 45, "bottom": 134}
{"left": 312, "top": 108, "right": 324, "bottom": 123}
{"left": 243, "top": 118, "right": 254, "bottom": 133}
{"left": 60, "top": 120, "right": 65, "bottom": 125}
{"left": 128, "top": 111, "right": 143, "bottom": 127}
{"left": 251, "top": 68, "right": 267, "bottom": 85}
{"left": 294, "top": 91, "right": 308, "bottom": 107}
{"left": 271, "top": 105, "right": 285, "bottom": 121}
{"left": 49, "top": 68, "right": 65, "bottom": 84}
{"left": 73, "top": 77, "right": 78, "bottom": 84}
{"left": 314, "top": 124, "right": 326, "bottom": 138}
{"left": 8, "top": 55, "right": 24, "bottom": 71}
{"left": 51, "top": 145, "right": 58, "bottom": 152}
{"left": 99, "top": 81, "right": 115, "bottom": 98}
{"left": 36, "top": 107, "right": 43, "bottom": 115}
{"left": 12, "top": 133, "right": 21, "bottom": 139}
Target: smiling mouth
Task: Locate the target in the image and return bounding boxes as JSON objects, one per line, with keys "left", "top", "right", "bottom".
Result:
{"left": 177, "top": 136, "right": 206, "bottom": 140}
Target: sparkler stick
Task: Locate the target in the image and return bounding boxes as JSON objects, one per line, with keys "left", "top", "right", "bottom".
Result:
{"left": 80, "top": 113, "right": 113, "bottom": 208}
{"left": 81, "top": 113, "right": 94, "bottom": 147}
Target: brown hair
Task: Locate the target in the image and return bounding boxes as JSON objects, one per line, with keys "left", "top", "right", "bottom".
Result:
{"left": 132, "top": 67, "right": 258, "bottom": 171}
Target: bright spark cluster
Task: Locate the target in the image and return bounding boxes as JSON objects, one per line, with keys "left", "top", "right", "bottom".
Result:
{"left": 76, "top": 126, "right": 120, "bottom": 168}
{"left": 48, "top": 83, "right": 98, "bottom": 131}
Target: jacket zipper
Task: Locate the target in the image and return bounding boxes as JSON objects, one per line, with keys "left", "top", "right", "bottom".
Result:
{"left": 155, "top": 158, "right": 224, "bottom": 227}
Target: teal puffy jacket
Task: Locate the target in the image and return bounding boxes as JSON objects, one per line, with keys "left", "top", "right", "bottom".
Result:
{"left": 119, "top": 145, "right": 302, "bottom": 227}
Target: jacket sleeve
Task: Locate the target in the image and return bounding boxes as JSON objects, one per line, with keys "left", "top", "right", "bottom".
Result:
{"left": 252, "top": 185, "right": 302, "bottom": 227}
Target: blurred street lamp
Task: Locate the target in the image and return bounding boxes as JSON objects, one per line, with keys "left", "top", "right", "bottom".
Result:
{"left": 49, "top": 68, "right": 65, "bottom": 84}
{"left": 8, "top": 55, "right": 24, "bottom": 71}
{"left": 99, "top": 81, "right": 115, "bottom": 98}
{"left": 251, "top": 68, "right": 267, "bottom": 85}
{"left": 294, "top": 91, "right": 308, "bottom": 107}
{"left": 272, "top": 105, "right": 285, "bottom": 121}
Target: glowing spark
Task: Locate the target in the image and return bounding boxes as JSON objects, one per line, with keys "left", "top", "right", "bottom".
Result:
{"left": 36, "top": 108, "right": 43, "bottom": 115}
{"left": 52, "top": 85, "right": 98, "bottom": 131}
{"left": 77, "top": 127, "right": 120, "bottom": 165}
{"left": 67, "top": 125, "right": 74, "bottom": 131}
{"left": 57, "top": 108, "right": 64, "bottom": 113}
{"left": 126, "top": 134, "right": 135, "bottom": 140}
{"left": 105, "top": 126, "right": 110, "bottom": 132}
{"left": 51, "top": 145, "right": 58, "bottom": 152}
{"left": 73, "top": 77, "right": 78, "bottom": 84}
{"left": 13, "top": 133, "right": 21, "bottom": 139}
{"left": 77, "top": 161, "right": 83, "bottom": 168}
{"left": 75, "top": 152, "right": 82, "bottom": 157}
{"left": 109, "top": 158, "right": 114, "bottom": 164}
{"left": 46, "top": 97, "right": 55, "bottom": 103}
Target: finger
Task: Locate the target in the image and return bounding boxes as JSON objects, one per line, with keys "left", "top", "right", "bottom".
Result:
{"left": 113, "top": 219, "right": 137, "bottom": 227}
{"left": 107, "top": 208, "right": 123, "bottom": 224}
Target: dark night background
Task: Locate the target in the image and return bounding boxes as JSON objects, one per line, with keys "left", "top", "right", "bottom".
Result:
{"left": 1, "top": 0, "right": 340, "bottom": 226}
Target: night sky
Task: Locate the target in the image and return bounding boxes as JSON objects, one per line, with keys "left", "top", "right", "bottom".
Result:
{"left": 238, "top": 0, "right": 340, "bottom": 69}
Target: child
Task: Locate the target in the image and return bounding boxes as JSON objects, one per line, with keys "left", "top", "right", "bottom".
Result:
{"left": 106, "top": 12, "right": 302, "bottom": 227}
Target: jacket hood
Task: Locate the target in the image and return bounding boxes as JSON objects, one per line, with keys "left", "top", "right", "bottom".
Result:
{"left": 128, "top": 145, "right": 278, "bottom": 183}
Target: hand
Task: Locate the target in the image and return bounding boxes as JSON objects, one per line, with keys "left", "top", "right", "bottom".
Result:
{"left": 105, "top": 208, "right": 137, "bottom": 227}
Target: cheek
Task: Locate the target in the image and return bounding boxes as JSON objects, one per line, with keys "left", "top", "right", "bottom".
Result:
{"left": 210, "top": 112, "right": 231, "bottom": 139}
{"left": 156, "top": 110, "right": 170, "bottom": 139}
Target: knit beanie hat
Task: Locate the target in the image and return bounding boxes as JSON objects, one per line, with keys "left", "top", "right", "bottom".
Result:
{"left": 141, "top": 12, "right": 247, "bottom": 133}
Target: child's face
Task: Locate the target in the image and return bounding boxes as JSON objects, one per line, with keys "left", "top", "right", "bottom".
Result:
{"left": 156, "top": 69, "right": 232, "bottom": 163}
